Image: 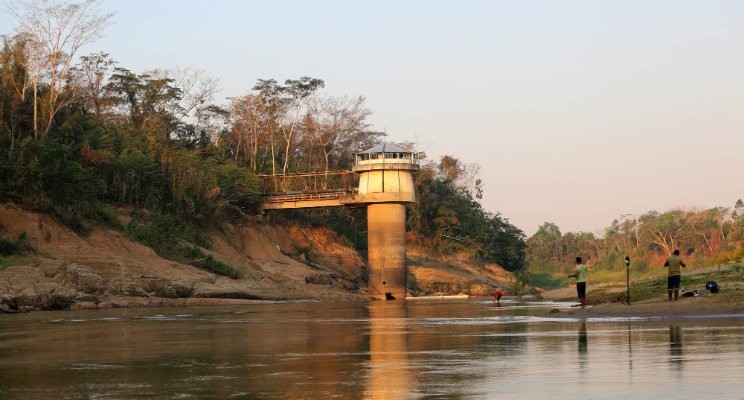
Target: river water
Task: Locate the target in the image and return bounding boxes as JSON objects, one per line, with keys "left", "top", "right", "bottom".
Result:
{"left": 1, "top": 299, "right": 743, "bottom": 399}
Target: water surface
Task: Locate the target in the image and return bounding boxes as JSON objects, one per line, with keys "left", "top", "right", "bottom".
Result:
{"left": 1, "top": 299, "right": 743, "bottom": 399}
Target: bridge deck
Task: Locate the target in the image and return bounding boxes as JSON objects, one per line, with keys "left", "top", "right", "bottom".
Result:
{"left": 263, "top": 189, "right": 355, "bottom": 204}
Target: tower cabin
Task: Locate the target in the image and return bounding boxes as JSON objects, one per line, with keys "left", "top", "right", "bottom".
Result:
{"left": 349, "top": 143, "right": 419, "bottom": 205}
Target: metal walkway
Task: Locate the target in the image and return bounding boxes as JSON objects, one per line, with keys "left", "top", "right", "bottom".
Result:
{"left": 260, "top": 171, "right": 359, "bottom": 208}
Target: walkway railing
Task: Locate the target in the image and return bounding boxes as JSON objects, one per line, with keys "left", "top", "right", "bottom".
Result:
{"left": 262, "top": 189, "right": 357, "bottom": 204}
{"left": 259, "top": 171, "right": 359, "bottom": 204}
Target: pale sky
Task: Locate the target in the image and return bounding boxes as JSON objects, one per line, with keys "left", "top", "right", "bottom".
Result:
{"left": 2, "top": 0, "right": 743, "bottom": 236}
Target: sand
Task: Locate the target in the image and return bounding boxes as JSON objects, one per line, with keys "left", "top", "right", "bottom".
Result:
{"left": 543, "top": 293, "right": 744, "bottom": 319}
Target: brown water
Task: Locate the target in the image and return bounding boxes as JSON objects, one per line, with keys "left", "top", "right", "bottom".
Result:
{"left": 1, "top": 300, "right": 743, "bottom": 399}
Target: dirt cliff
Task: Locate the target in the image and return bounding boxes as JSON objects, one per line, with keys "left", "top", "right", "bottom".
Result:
{"left": 0, "top": 203, "right": 514, "bottom": 312}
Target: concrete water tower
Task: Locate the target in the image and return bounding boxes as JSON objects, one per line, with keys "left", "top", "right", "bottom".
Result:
{"left": 351, "top": 143, "right": 419, "bottom": 300}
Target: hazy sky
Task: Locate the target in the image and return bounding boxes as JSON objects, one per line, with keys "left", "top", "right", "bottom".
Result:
{"left": 3, "top": 0, "right": 743, "bottom": 236}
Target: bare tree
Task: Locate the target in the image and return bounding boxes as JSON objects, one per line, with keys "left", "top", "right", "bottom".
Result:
{"left": 7, "top": 0, "right": 114, "bottom": 135}
{"left": 230, "top": 95, "right": 262, "bottom": 166}
{"left": 147, "top": 67, "right": 220, "bottom": 123}
{"left": 280, "top": 77, "right": 324, "bottom": 174}
{"left": 68, "top": 51, "right": 116, "bottom": 117}
{"left": 304, "top": 95, "right": 372, "bottom": 174}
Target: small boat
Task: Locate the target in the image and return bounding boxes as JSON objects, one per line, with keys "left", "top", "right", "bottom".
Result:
{"left": 405, "top": 294, "right": 469, "bottom": 301}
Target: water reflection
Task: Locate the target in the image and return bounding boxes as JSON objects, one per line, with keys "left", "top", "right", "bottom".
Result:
{"left": 578, "top": 321, "right": 588, "bottom": 371}
{"left": 669, "top": 325, "right": 683, "bottom": 371}
{"left": 364, "top": 302, "right": 413, "bottom": 400}
{"left": 578, "top": 321, "right": 588, "bottom": 354}
{"left": 627, "top": 323, "right": 633, "bottom": 370}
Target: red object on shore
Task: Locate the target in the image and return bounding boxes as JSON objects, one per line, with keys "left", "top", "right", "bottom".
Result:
{"left": 492, "top": 291, "right": 503, "bottom": 301}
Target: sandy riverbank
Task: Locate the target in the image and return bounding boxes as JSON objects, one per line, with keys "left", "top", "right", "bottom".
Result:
{"left": 543, "top": 293, "right": 744, "bottom": 319}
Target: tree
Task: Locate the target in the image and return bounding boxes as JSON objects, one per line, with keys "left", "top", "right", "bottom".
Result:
{"left": 7, "top": 0, "right": 114, "bottom": 135}
{"left": 280, "top": 77, "right": 324, "bottom": 174}
{"left": 68, "top": 51, "right": 116, "bottom": 118}
{"left": 229, "top": 94, "right": 267, "bottom": 169}
{"left": 303, "top": 95, "right": 373, "bottom": 174}
{"left": 252, "top": 79, "right": 284, "bottom": 175}
{"left": 734, "top": 199, "right": 744, "bottom": 219}
{"left": 146, "top": 68, "right": 219, "bottom": 124}
{"left": 0, "top": 35, "right": 32, "bottom": 155}
{"left": 730, "top": 199, "right": 744, "bottom": 243}
{"left": 531, "top": 222, "right": 563, "bottom": 260}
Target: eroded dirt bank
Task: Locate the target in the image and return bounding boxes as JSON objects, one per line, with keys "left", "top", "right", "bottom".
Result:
{"left": 1, "top": 203, "right": 514, "bottom": 312}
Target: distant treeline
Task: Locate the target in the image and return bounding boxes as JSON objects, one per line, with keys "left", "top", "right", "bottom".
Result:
{"left": 527, "top": 204, "right": 744, "bottom": 287}
{"left": 0, "top": 13, "right": 527, "bottom": 272}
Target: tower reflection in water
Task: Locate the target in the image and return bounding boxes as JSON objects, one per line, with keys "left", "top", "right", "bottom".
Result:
{"left": 364, "top": 302, "right": 414, "bottom": 399}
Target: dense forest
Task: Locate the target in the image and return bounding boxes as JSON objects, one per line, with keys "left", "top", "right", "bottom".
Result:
{"left": 0, "top": 0, "right": 526, "bottom": 275}
{"left": 2, "top": 1, "right": 741, "bottom": 289}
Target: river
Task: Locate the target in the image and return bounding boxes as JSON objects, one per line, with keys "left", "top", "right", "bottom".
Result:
{"left": 1, "top": 299, "right": 743, "bottom": 399}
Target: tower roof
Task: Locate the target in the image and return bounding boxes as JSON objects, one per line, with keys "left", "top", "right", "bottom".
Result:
{"left": 358, "top": 142, "right": 408, "bottom": 154}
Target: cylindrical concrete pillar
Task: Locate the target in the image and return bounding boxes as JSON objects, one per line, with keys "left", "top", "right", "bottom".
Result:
{"left": 367, "top": 203, "right": 407, "bottom": 300}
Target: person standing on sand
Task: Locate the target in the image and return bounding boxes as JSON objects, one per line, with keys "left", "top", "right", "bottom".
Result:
{"left": 568, "top": 257, "right": 588, "bottom": 309}
{"left": 664, "top": 249, "right": 686, "bottom": 301}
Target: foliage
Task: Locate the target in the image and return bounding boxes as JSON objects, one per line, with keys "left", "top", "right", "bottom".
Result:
{"left": 525, "top": 201, "right": 744, "bottom": 289}
{"left": 186, "top": 247, "right": 245, "bottom": 279}
{"left": 122, "top": 214, "right": 243, "bottom": 279}
{"left": 274, "top": 207, "right": 367, "bottom": 252}
{"left": 509, "top": 270, "right": 532, "bottom": 297}
{"left": 409, "top": 156, "right": 526, "bottom": 271}
{"left": 0, "top": 232, "right": 34, "bottom": 256}
{"left": 123, "top": 214, "right": 209, "bottom": 257}
{"left": 1, "top": 134, "right": 105, "bottom": 232}
{"left": 529, "top": 272, "right": 568, "bottom": 290}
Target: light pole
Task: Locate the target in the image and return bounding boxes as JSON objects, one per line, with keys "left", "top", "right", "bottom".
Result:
{"left": 625, "top": 256, "right": 631, "bottom": 305}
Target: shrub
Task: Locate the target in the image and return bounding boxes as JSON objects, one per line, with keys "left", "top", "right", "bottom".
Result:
{"left": 123, "top": 213, "right": 242, "bottom": 279}
{"left": 0, "top": 232, "right": 34, "bottom": 256}
{"left": 188, "top": 249, "right": 245, "bottom": 279}
{"left": 124, "top": 213, "right": 211, "bottom": 259}
{"left": 528, "top": 271, "right": 567, "bottom": 290}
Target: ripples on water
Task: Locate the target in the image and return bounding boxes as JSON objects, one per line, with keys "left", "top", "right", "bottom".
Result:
{"left": 1, "top": 300, "right": 743, "bottom": 399}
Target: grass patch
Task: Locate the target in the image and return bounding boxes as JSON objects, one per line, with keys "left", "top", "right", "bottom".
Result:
{"left": 185, "top": 247, "right": 245, "bottom": 279}
{"left": 0, "top": 232, "right": 35, "bottom": 257}
{"left": 0, "top": 256, "right": 19, "bottom": 270}
{"left": 94, "top": 206, "right": 123, "bottom": 228}
{"left": 124, "top": 214, "right": 211, "bottom": 258}
{"left": 603, "top": 267, "right": 744, "bottom": 304}
{"left": 529, "top": 272, "right": 568, "bottom": 290}
{"left": 123, "top": 214, "right": 244, "bottom": 279}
